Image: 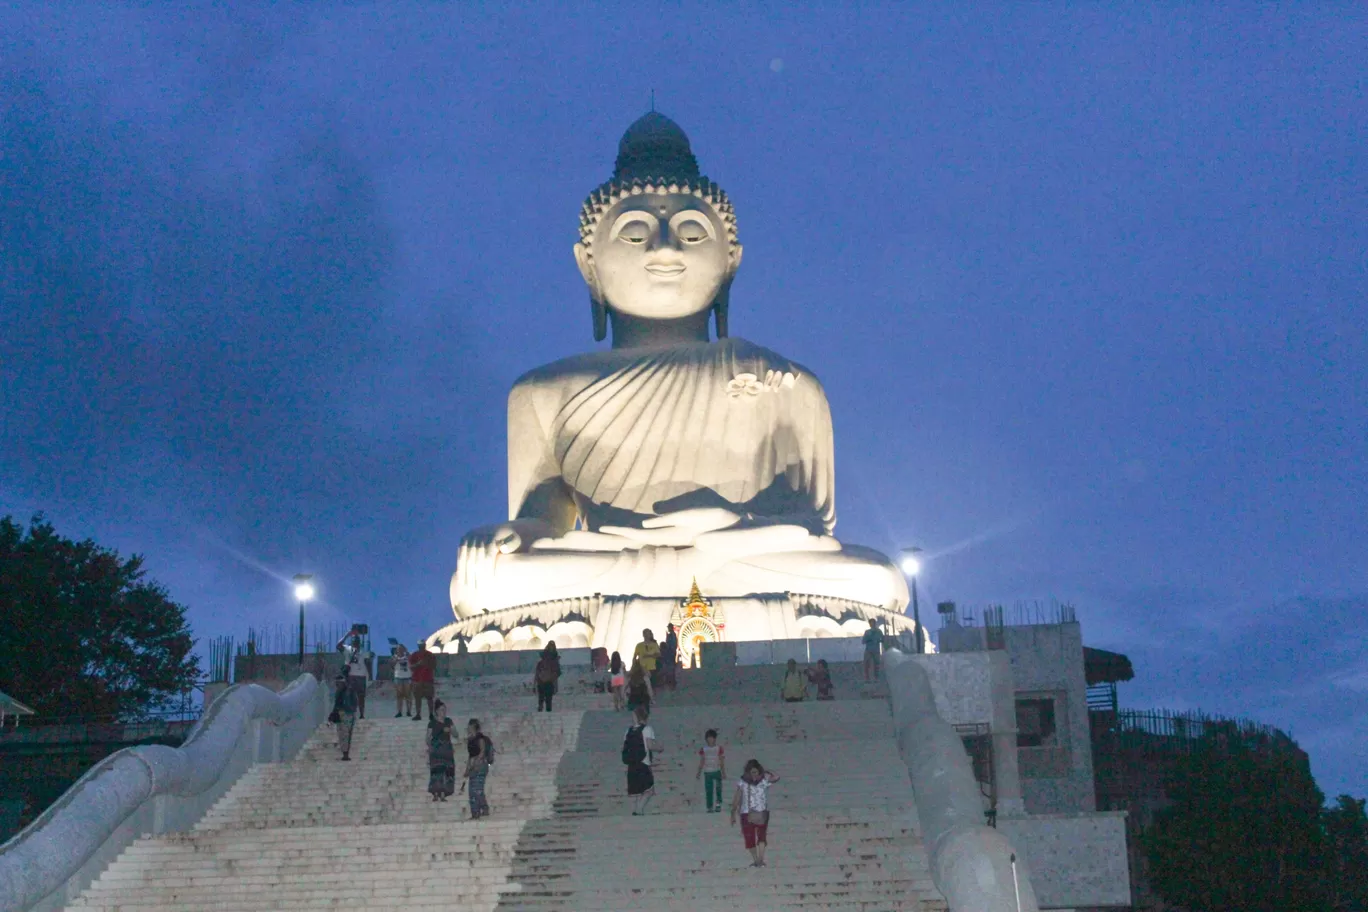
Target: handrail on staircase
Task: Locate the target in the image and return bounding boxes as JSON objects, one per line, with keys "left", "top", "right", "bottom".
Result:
{"left": 884, "top": 650, "right": 1040, "bottom": 912}
{"left": 0, "top": 673, "right": 327, "bottom": 912}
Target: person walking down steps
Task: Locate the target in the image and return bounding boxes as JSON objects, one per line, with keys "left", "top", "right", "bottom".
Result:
{"left": 534, "top": 642, "right": 561, "bottom": 712}
{"left": 462, "top": 718, "right": 495, "bottom": 819}
{"left": 342, "top": 632, "right": 373, "bottom": 719}
{"left": 427, "top": 701, "right": 456, "bottom": 802}
{"left": 731, "top": 759, "right": 781, "bottom": 867}
{"left": 696, "top": 728, "right": 727, "bottom": 813}
{"left": 623, "top": 705, "right": 661, "bottom": 816}
{"left": 328, "top": 672, "right": 358, "bottom": 762}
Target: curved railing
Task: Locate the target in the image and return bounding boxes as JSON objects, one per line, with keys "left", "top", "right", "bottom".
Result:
{"left": 885, "top": 650, "right": 1040, "bottom": 912}
{"left": 0, "top": 674, "right": 327, "bottom": 912}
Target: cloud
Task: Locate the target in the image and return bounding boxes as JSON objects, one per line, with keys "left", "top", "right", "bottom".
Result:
{"left": 0, "top": 53, "right": 394, "bottom": 533}
{"left": 1109, "top": 594, "right": 1368, "bottom": 797}
{"left": 1328, "top": 663, "right": 1368, "bottom": 694}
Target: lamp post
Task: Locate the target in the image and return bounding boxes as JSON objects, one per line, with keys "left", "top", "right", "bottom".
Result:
{"left": 899, "top": 548, "right": 924, "bottom": 655}
{"left": 293, "top": 574, "right": 315, "bottom": 667}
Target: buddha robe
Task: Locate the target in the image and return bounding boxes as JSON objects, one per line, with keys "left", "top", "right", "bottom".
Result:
{"left": 453, "top": 338, "right": 906, "bottom": 615}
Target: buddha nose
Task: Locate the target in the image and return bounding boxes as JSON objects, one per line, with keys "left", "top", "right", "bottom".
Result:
{"left": 650, "top": 221, "right": 683, "bottom": 253}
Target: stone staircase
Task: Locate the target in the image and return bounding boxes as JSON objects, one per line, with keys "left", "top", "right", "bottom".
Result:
{"left": 64, "top": 678, "right": 947, "bottom": 911}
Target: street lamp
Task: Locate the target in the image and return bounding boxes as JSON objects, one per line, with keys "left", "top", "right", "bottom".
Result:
{"left": 293, "top": 574, "right": 315, "bottom": 666}
{"left": 899, "top": 547, "right": 924, "bottom": 655}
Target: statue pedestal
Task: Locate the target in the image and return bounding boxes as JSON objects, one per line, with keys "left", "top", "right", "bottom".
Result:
{"left": 427, "top": 590, "right": 918, "bottom": 662}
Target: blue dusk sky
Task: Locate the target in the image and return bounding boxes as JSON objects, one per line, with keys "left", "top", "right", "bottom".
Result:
{"left": 1, "top": 6, "right": 1364, "bottom": 796}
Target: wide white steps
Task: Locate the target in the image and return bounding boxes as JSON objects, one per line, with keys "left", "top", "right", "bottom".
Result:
{"left": 67, "top": 682, "right": 946, "bottom": 912}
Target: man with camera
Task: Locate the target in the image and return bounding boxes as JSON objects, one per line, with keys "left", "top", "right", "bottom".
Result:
{"left": 337, "top": 625, "right": 373, "bottom": 720}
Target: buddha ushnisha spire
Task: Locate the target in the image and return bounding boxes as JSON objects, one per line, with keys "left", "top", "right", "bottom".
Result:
{"left": 578, "top": 112, "right": 738, "bottom": 254}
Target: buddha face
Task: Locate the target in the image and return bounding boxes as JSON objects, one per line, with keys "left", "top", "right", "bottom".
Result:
{"left": 576, "top": 193, "right": 742, "bottom": 321}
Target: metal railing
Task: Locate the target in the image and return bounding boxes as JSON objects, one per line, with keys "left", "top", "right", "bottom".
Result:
{"left": 954, "top": 722, "right": 997, "bottom": 826}
{"left": 1097, "top": 708, "right": 1292, "bottom": 760}
{"left": 0, "top": 708, "right": 203, "bottom": 748}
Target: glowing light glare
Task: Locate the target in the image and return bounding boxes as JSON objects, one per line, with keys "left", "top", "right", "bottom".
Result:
{"left": 900, "top": 555, "right": 922, "bottom": 576}
{"left": 294, "top": 582, "right": 316, "bottom": 602}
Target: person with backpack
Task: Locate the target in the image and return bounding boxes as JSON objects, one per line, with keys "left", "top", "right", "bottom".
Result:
{"left": 730, "top": 759, "right": 782, "bottom": 867}
{"left": 328, "top": 672, "right": 358, "bottom": 761}
{"left": 461, "top": 717, "right": 494, "bottom": 819}
{"left": 622, "top": 705, "right": 661, "bottom": 815}
{"left": 533, "top": 642, "right": 561, "bottom": 712}
{"left": 781, "top": 658, "right": 808, "bottom": 703}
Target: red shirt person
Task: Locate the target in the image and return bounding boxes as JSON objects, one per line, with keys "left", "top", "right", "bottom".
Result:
{"left": 409, "top": 641, "right": 436, "bottom": 721}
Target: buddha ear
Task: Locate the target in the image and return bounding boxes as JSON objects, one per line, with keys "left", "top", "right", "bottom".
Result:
{"left": 573, "top": 242, "right": 594, "bottom": 286}
{"left": 574, "top": 242, "right": 609, "bottom": 342}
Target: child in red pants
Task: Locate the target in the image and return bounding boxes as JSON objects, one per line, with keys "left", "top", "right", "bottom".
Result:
{"left": 730, "top": 759, "right": 781, "bottom": 867}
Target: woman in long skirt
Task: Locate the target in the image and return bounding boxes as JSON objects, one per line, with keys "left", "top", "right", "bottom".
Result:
{"left": 427, "top": 700, "right": 456, "bottom": 801}
{"left": 463, "top": 718, "right": 493, "bottom": 818}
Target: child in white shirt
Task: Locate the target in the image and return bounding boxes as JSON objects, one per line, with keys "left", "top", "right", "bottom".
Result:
{"left": 695, "top": 729, "right": 727, "bottom": 812}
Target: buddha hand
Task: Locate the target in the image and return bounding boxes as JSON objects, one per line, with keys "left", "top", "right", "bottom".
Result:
{"left": 598, "top": 507, "right": 742, "bottom": 547}
{"left": 454, "top": 519, "right": 554, "bottom": 599}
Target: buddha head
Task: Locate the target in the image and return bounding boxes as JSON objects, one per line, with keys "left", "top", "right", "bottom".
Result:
{"left": 576, "top": 113, "right": 743, "bottom": 341}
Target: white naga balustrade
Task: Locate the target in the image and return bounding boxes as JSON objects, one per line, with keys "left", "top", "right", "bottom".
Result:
{"left": 0, "top": 674, "right": 328, "bottom": 912}
{"left": 885, "top": 650, "right": 1041, "bottom": 912}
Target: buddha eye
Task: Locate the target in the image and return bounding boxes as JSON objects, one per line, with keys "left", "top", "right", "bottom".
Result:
{"left": 617, "top": 220, "right": 651, "bottom": 244}
{"left": 676, "top": 219, "right": 711, "bottom": 244}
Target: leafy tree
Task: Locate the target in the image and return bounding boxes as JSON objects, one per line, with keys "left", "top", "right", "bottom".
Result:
{"left": 1143, "top": 722, "right": 1329, "bottom": 912}
{"left": 1326, "top": 794, "right": 1368, "bottom": 912}
{"left": 0, "top": 514, "right": 200, "bottom": 719}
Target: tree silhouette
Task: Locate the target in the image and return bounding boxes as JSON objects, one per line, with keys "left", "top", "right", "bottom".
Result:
{"left": 1143, "top": 722, "right": 1329, "bottom": 912}
{"left": 0, "top": 515, "right": 200, "bottom": 719}
{"left": 1326, "top": 794, "right": 1368, "bottom": 912}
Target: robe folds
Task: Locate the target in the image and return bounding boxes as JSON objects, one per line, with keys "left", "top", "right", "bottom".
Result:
{"left": 510, "top": 338, "right": 836, "bottom": 534}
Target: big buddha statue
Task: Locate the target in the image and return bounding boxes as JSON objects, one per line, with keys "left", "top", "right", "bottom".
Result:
{"left": 430, "top": 112, "right": 916, "bottom": 658}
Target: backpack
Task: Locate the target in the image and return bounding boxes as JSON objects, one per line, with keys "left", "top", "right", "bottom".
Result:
{"left": 622, "top": 725, "right": 647, "bottom": 765}
{"left": 535, "top": 658, "right": 558, "bottom": 684}
{"left": 484, "top": 735, "right": 495, "bottom": 766}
